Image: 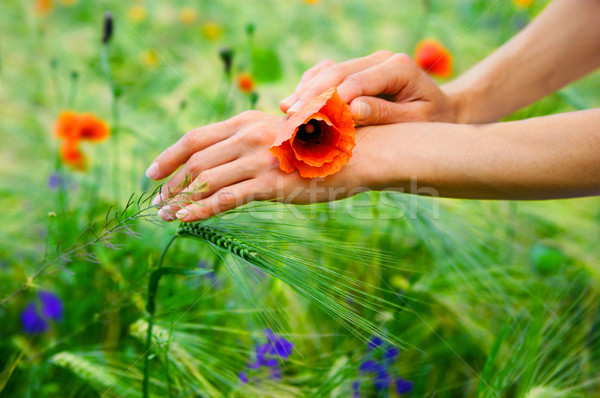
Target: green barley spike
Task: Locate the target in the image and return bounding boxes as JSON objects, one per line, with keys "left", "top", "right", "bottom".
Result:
{"left": 177, "top": 223, "right": 256, "bottom": 260}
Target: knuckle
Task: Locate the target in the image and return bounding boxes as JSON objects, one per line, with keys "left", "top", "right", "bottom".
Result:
{"left": 244, "top": 129, "right": 270, "bottom": 147}
{"left": 374, "top": 49, "right": 394, "bottom": 59}
{"left": 344, "top": 72, "right": 363, "bottom": 86}
{"left": 187, "top": 153, "right": 203, "bottom": 174}
{"left": 318, "top": 59, "right": 335, "bottom": 68}
{"left": 234, "top": 110, "right": 258, "bottom": 123}
{"left": 181, "top": 129, "right": 199, "bottom": 147}
{"left": 216, "top": 190, "right": 237, "bottom": 210}
{"left": 323, "top": 65, "right": 344, "bottom": 81}
{"left": 390, "top": 53, "right": 412, "bottom": 66}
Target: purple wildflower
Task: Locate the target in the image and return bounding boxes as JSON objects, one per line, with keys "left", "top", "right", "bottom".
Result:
{"left": 21, "top": 302, "right": 49, "bottom": 334}
{"left": 47, "top": 174, "right": 62, "bottom": 190}
{"left": 265, "top": 328, "right": 293, "bottom": 359}
{"left": 367, "top": 335, "right": 384, "bottom": 350}
{"left": 384, "top": 347, "right": 399, "bottom": 362}
{"left": 20, "top": 291, "right": 63, "bottom": 334}
{"left": 270, "top": 366, "right": 282, "bottom": 380}
{"left": 395, "top": 378, "right": 414, "bottom": 394}
{"left": 359, "top": 360, "right": 379, "bottom": 373}
{"left": 39, "top": 291, "right": 63, "bottom": 321}
{"left": 353, "top": 337, "right": 412, "bottom": 397}
{"left": 374, "top": 367, "right": 391, "bottom": 390}
{"left": 239, "top": 329, "right": 293, "bottom": 385}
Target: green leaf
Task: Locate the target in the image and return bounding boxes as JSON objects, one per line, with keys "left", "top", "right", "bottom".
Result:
{"left": 251, "top": 47, "right": 282, "bottom": 83}
{"left": 146, "top": 267, "right": 213, "bottom": 313}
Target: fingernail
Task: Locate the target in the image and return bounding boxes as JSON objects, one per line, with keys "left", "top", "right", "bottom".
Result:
{"left": 287, "top": 100, "right": 301, "bottom": 114}
{"left": 151, "top": 193, "right": 162, "bottom": 207}
{"left": 176, "top": 207, "right": 189, "bottom": 221}
{"left": 280, "top": 95, "right": 294, "bottom": 109}
{"left": 354, "top": 100, "right": 371, "bottom": 122}
{"left": 145, "top": 162, "right": 159, "bottom": 180}
{"left": 158, "top": 207, "right": 176, "bottom": 221}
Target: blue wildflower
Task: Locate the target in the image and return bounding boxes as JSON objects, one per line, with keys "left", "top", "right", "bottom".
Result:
{"left": 265, "top": 328, "right": 293, "bottom": 359}
{"left": 39, "top": 291, "right": 63, "bottom": 321}
{"left": 20, "top": 291, "right": 63, "bottom": 334}
{"left": 352, "top": 380, "right": 360, "bottom": 398}
{"left": 395, "top": 378, "right": 414, "bottom": 394}
{"left": 367, "top": 335, "right": 384, "bottom": 350}
{"left": 352, "top": 336, "right": 413, "bottom": 396}
{"left": 359, "top": 360, "right": 379, "bottom": 373}
{"left": 47, "top": 174, "right": 62, "bottom": 190}
{"left": 21, "top": 302, "right": 49, "bottom": 334}
{"left": 239, "top": 329, "right": 293, "bottom": 385}
{"left": 384, "top": 346, "right": 399, "bottom": 363}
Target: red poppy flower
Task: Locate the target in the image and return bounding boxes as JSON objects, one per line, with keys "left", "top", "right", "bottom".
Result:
{"left": 414, "top": 39, "right": 453, "bottom": 78}
{"left": 270, "top": 87, "right": 355, "bottom": 178}
{"left": 60, "top": 139, "right": 86, "bottom": 171}
{"left": 237, "top": 73, "right": 255, "bottom": 94}
{"left": 54, "top": 111, "right": 110, "bottom": 170}
{"left": 55, "top": 111, "right": 110, "bottom": 141}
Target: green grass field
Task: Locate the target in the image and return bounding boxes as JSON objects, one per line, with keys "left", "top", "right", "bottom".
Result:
{"left": 1, "top": 0, "right": 600, "bottom": 397}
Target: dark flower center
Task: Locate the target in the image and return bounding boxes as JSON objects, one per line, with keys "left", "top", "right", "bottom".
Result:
{"left": 296, "top": 119, "right": 322, "bottom": 144}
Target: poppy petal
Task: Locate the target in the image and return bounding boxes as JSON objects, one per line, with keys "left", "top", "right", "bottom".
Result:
{"left": 270, "top": 87, "right": 355, "bottom": 178}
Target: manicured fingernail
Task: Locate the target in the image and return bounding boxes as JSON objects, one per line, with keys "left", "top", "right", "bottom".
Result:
{"left": 151, "top": 193, "right": 162, "bottom": 206}
{"left": 280, "top": 95, "right": 294, "bottom": 109}
{"left": 145, "top": 162, "right": 159, "bottom": 180}
{"left": 287, "top": 100, "right": 301, "bottom": 114}
{"left": 158, "top": 207, "right": 176, "bottom": 221}
{"left": 353, "top": 100, "right": 371, "bottom": 122}
{"left": 176, "top": 207, "right": 189, "bottom": 220}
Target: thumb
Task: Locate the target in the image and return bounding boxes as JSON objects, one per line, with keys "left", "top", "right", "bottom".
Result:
{"left": 350, "top": 97, "right": 415, "bottom": 126}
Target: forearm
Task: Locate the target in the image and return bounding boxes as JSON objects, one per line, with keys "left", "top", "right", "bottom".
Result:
{"left": 360, "top": 109, "right": 600, "bottom": 199}
{"left": 442, "top": 0, "right": 600, "bottom": 124}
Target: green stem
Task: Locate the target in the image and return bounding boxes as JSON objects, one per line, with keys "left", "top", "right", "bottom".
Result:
{"left": 100, "top": 44, "right": 121, "bottom": 203}
{"left": 143, "top": 234, "right": 178, "bottom": 398}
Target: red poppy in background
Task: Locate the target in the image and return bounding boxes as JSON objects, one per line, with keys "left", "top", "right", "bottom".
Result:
{"left": 59, "top": 139, "right": 86, "bottom": 171}
{"left": 270, "top": 87, "right": 355, "bottom": 178}
{"left": 414, "top": 39, "right": 453, "bottom": 78}
{"left": 54, "top": 111, "right": 110, "bottom": 170}
{"left": 55, "top": 111, "right": 109, "bottom": 141}
{"left": 237, "top": 72, "right": 255, "bottom": 94}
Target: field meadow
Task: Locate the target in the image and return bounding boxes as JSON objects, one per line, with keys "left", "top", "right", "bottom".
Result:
{"left": 1, "top": 0, "right": 600, "bottom": 397}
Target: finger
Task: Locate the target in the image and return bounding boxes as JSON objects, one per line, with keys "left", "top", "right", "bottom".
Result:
{"left": 158, "top": 158, "right": 258, "bottom": 219}
{"left": 145, "top": 121, "right": 236, "bottom": 181}
{"left": 350, "top": 96, "right": 429, "bottom": 125}
{"left": 287, "top": 50, "right": 395, "bottom": 114}
{"left": 152, "top": 137, "right": 240, "bottom": 206}
{"left": 280, "top": 59, "right": 335, "bottom": 113}
{"left": 337, "top": 53, "right": 426, "bottom": 103}
{"left": 175, "top": 179, "right": 264, "bottom": 222}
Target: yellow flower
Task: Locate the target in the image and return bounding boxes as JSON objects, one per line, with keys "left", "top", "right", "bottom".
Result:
{"left": 513, "top": 0, "right": 535, "bottom": 8}
{"left": 180, "top": 7, "right": 197, "bottom": 25}
{"left": 128, "top": 5, "right": 147, "bottom": 23}
{"left": 201, "top": 22, "right": 223, "bottom": 41}
{"left": 305, "top": 0, "right": 320, "bottom": 4}
{"left": 142, "top": 50, "right": 159, "bottom": 67}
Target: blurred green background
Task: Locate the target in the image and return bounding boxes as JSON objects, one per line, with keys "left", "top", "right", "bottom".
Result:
{"left": 1, "top": 0, "right": 600, "bottom": 397}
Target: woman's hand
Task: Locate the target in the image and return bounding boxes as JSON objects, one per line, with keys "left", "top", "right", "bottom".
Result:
{"left": 145, "top": 111, "right": 375, "bottom": 222}
{"left": 280, "top": 51, "right": 461, "bottom": 125}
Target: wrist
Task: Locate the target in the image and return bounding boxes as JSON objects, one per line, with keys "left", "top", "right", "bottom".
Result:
{"left": 441, "top": 81, "right": 472, "bottom": 124}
